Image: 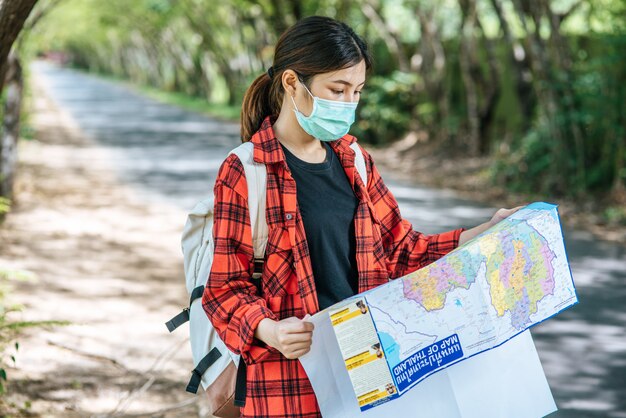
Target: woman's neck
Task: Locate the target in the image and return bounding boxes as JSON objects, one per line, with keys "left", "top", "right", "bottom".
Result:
{"left": 273, "top": 110, "right": 326, "bottom": 163}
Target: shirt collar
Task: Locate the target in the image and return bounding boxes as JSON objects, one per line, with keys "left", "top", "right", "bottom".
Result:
{"left": 250, "top": 115, "right": 358, "bottom": 165}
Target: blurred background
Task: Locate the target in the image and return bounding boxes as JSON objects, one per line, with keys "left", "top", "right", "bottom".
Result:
{"left": 0, "top": 0, "right": 625, "bottom": 417}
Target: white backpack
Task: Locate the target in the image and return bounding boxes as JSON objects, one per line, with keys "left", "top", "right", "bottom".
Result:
{"left": 166, "top": 141, "right": 368, "bottom": 417}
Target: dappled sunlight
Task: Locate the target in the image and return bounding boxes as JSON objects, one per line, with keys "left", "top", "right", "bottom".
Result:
{"left": 1, "top": 57, "right": 623, "bottom": 418}
{"left": 0, "top": 68, "right": 205, "bottom": 416}
{"left": 531, "top": 235, "right": 626, "bottom": 416}
{"left": 0, "top": 0, "right": 621, "bottom": 416}
{"left": 33, "top": 61, "right": 240, "bottom": 211}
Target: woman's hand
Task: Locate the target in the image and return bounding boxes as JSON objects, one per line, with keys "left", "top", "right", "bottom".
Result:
{"left": 488, "top": 206, "right": 525, "bottom": 227}
{"left": 255, "top": 316, "right": 314, "bottom": 359}
{"left": 459, "top": 205, "right": 525, "bottom": 245}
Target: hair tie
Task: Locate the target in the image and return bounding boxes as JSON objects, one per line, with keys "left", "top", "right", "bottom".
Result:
{"left": 267, "top": 66, "right": 275, "bottom": 79}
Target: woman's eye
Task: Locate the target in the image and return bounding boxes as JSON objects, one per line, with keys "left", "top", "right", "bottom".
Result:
{"left": 330, "top": 89, "right": 343, "bottom": 95}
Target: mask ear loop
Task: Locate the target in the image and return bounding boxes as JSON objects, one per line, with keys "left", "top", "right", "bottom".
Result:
{"left": 291, "top": 77, "right": 315, "bottom": 117}
{"left": 290, "top": 94, "right": 300, "bottom": 113}
{"left": 298, "top": 78, "right": 315, "bottom": 99}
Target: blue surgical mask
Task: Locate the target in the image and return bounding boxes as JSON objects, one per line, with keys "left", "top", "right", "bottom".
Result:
{"left": 290, "top": 79, "right": 358, "bottom": 142}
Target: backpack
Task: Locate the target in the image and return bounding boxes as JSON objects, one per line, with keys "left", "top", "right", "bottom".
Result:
{"left": 166, "top": 140, "right": 368, "bottom": 417}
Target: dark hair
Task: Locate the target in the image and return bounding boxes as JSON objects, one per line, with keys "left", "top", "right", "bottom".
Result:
{"left": 240, "top": 16, "right": 372, "bottom": 142}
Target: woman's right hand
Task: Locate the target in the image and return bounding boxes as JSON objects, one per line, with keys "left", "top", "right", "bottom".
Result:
{"left": 255, "top": 316, "right": 314, "bottom": 359}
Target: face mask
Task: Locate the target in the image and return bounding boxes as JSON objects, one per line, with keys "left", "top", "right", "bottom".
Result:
{"left": 290, "top": 79, "right": 358, "bottom": 142}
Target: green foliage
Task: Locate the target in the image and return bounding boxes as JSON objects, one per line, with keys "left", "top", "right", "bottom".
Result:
{"left": 491, "top": 129, "right": 554, "bottom": 195}
{"left": 353, "top": 72, "right": 419, "bottom": 145}
{"left": 0, "top": 88, "right": 5, "bottom": 142}
{"left": 493, "top": 33, "right": 626, "bottom": 197}
{"left": 135, "top": 83, "right": 241, "bottom": 122}
{"left": 603, "top": 205, "right": 626, "bottom": 226}
{"left": 20, "top": 0, "right": 626, "bottom": 199}
{"left": 0, "top": 197, "right": 10, "bottom": 217}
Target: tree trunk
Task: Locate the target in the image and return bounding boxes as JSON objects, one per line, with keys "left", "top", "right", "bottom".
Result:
{"left": 0, "top": 52, "right": 23, "bottom": 200}
{"left": 489, "top": 0, "right": 535, "bottom": 132}
{"left": 511, "top": 0, "right": 568, "bottom": 194}
{"left": 541, "top": 0, "right": 586, "bottom": 192}
{"left": 414, "top": 5, "right": 448, "bottom": 144}
{"left": 268, "top": 0, "right": 290, "bottom": 34}
{"left": 459, "top": 0, "right": 480, "bottom": 156}
{"left": 614, "top": 79, "right": 626, "bottom": 200}
{"left": 0, "top": 0, "right": 39, "bottom": 93}
{"left": 475, "top": 7, "right": 501, "bottom": 155}
{"left": 362, "top": 1, "right": 410, "bottom": 72}
{"left": 615, "top": 136, "right": 625, "bottom": 198}
{"left": 458, "top": 0, "right": 501, "bottom": 156}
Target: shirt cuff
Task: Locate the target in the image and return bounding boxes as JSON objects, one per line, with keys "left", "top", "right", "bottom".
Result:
{"left": 453, "top": 227, "right": 465, "bottom": 249}
{"left": 427, "top": 227, "right": 465, "bottom": 260}
{"left": 239, "top": 304, "right": 278, "bottom": 364}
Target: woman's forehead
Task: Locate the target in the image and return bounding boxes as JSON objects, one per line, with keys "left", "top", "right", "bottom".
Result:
{"left": 313, "top": 62, "right": 367, "bottom": 86}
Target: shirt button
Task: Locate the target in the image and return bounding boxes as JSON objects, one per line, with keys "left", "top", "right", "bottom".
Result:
{"left": 286, "top": 213, "right": 293, "bottom": 220}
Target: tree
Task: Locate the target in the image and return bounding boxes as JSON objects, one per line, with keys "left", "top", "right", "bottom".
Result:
{"left": 0, "top": 0, "right": 39, "bottom": 92}
{"left": 0, "top": 0, "right": 39, "bottom": 204}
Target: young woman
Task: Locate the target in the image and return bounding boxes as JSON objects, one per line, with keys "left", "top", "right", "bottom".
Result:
{"left": 202, "top": 15, "right": 521, "bottom": 418}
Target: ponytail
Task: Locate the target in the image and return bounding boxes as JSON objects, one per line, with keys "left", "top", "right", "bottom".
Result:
{"left": 240, "top": 72, "right": 280, "bottom": 142}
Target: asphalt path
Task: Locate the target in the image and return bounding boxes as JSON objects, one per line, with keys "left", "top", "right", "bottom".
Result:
{"left": 31, "top": 60, "right": 626, "bottom": 418}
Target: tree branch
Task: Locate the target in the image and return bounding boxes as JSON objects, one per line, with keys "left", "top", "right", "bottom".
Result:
{"left": 558, "top": 0, "right": 585, "bottom": 26}
{"left": 362, "top": 0, "right": 410, "bottom": 72}
{"left": 0, "top": 0, "right": 39, "bottom": 91}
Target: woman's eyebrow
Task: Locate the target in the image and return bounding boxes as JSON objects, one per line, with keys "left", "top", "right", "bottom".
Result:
{"left": 330, "top": 79, "right": 366, "bottom": 87}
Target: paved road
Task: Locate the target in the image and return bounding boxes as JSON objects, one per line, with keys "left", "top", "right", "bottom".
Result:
{"left": 31, "top": 60, "right": 626, "bottom": 418}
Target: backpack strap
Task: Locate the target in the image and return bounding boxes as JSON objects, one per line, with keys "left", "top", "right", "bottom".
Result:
{"left": 233, "top": 357, "right": 248, "bottom": 407}
{"left": 350, "top": 142, "right": 368, "bottom": 188}
{"left": 165, "top": 285, "right": 205, "bottom": 332}
{"left": 166, "top": 143, "right": 267, "bottom": 335}
{"left": 230, "top": 142, "right": 268, "bottom": 281}
{"left": 227, "top": 141, "right": 268, "bottom": 408}
{"left": 185, "top": 346, "right": 223, "bottom": 393}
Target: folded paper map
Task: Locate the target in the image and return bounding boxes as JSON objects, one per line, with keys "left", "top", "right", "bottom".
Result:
{"left": 300, "top": 202, "right": 577, "bottom": 416}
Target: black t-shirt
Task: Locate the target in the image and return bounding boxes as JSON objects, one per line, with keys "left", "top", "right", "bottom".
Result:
{"left": 280, "top": 141, "right": 359, "bottom": 310}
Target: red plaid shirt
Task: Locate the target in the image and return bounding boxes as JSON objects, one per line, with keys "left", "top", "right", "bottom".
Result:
{"left": 202, "top": 115, "right": 464, "bottom": 417}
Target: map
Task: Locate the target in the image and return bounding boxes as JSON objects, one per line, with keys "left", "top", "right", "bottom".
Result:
{"left": 324, "top": 202, "right": 577, "bottom": 411}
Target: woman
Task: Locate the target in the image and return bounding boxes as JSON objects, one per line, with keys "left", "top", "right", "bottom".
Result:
{"left": 202, "top": 15, "right": 520, "bottom": 418}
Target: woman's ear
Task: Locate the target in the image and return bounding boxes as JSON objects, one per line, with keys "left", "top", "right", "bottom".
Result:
{"left": 281, "top": 69, "right": 299, "bottom": 98}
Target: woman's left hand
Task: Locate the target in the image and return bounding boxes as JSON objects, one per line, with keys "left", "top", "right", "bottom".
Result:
{"left": 488, "top": 206, "right": 525, "bottom": 227}
{"left": 459, "top": 205, "right": 527, "bottom": 245}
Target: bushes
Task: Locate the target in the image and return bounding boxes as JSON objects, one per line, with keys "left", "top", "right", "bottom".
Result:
{"left": 492, "top": 34, "right": 626, "bottom": 198}
{"left": 352, "top": 71, "right": 419, "bottom": 145}
{"left": 26, "top": 0, "right": 626, "bottom": 200}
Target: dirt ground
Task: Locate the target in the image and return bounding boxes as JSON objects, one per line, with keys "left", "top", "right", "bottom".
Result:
{"left": 0, "top": 74, "right": 211, "bottom": 416}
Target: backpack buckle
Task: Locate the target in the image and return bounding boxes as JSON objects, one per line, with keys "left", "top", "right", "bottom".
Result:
{"left": 165, "top": 307, "right": 190, "bottom": 333}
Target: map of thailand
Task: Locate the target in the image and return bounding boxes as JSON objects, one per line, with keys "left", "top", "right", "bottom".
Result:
{"left": 401, "top": 213, "right": 557, "bottom": 330}
{"left": 325, "top": 202, "right": 577, "bottom": 411}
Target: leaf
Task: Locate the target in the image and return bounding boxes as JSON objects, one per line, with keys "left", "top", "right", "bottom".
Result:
{"left": 0, "top": 368, "right": 6, "bottom": 380}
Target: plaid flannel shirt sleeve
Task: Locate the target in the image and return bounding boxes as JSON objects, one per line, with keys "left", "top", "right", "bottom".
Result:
{"left": 202, "top": 154, "right": 278, "bottom": 365}
{"left": 363, "top": 148, "right": 465, "bottom": 279}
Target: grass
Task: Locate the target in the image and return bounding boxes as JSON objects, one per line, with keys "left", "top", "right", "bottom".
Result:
{"left": 603, "top": 205, "right": 626, "bottom": 226}
{"left": 69, "top": 65, "right": 241, "bottom": 122}
{"left": 0, "top": 197, "right": 10, "bottom": 217}
{"left": 136, "top": 85, "right": 241, "bottom": 122}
